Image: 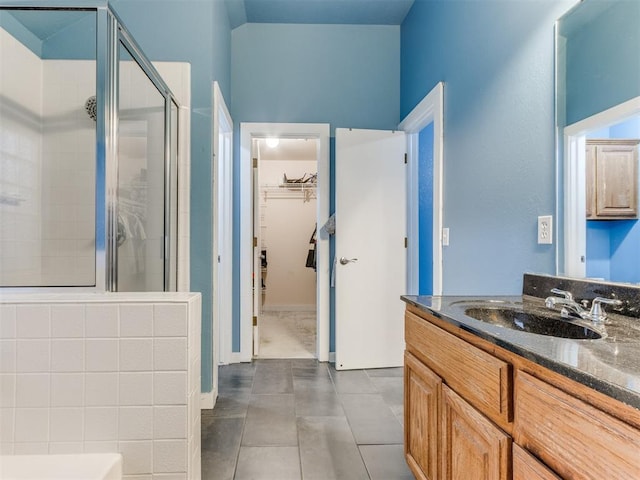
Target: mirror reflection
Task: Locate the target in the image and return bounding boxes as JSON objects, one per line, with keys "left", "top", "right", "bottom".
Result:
{"left": 556, "top": 0, "right": 640, "bottom": 283}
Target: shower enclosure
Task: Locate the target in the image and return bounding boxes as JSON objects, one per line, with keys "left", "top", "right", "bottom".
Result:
{"left": 0, "top": 1, "right": 180, "bottom": 291}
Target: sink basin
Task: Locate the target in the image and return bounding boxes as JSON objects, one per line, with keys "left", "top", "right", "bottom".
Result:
{"left": 464, "top": 307, "right": 603, "bottom": 340}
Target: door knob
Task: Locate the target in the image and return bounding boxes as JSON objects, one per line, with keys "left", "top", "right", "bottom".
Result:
{"left": 339, "top": 257, "right": 358, "bottom": 265}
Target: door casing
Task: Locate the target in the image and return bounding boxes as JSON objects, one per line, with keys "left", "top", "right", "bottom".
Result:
{"left": 240, "top": 123, "right": 330, "bottom": 362}
{"left": 399, "top": 82, "right": 445, "bottom": 295}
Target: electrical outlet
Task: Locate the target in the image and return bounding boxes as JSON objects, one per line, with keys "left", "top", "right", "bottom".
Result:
{"left": 537, "top": 215, "right": 553, "bottom": 244}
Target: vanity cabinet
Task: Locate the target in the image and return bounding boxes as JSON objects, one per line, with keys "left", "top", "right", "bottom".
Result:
{"left": 405, "top": 310, "right": 512, "bottom": 480}
{"left": 404, "top": 304, "right": 640, "bottom": 480}
{"left": 586, "top": 139, "right": 639, "bottom": 219}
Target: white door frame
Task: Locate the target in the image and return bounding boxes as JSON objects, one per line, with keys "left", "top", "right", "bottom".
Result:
{"left": 240, "top": 123, "right": 330, "bottom": 362}
{"left": 563, "top": 95, "right": 640, "bottom": 277}
{"left": 398, "top": 82, "right": 444, "bottom": 295}
{"left": 212, "top": 81, "right": 233, "bottom": 402}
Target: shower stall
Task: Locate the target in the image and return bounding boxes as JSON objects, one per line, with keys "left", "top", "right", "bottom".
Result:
{"left": 0, "top": 1, "right": 182, "bottom": 292}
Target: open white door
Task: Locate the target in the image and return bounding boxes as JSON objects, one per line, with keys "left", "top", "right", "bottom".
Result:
{"left": 252, "top": 146, "right": 261, "bottom": 357}
{"left": 335, "top": 128, "right": 406, "bottom": 370}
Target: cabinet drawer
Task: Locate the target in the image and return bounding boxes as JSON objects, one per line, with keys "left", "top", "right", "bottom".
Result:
{"left": 514, "top": 371, "right": 640, "bottom": 480}
{"left": 513, "top": 444, "right": 561, "bottom": 480}
{"left": 405, "top": 311, "right": 512, "bottom": 426}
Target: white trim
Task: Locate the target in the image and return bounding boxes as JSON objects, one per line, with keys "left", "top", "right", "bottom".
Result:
{"left": 200, "top": 392, "right": 215, "bottom": 410}
{"left": 262, "top": 305, "right": 316, "bottom": 312}
{"left": 563, "top": 96, "right": 640, "bottom": 277}
{"left": 240, "top": 123, "right": 330, "bottom": 363}
{"left": 230, "top": 352, "right": 243, "bottom": 364}
{"left": 398, "top": 82, "right": 444, "bottom": 295}
{"left": 212, "top": 81, "right": 233, "bottom": 380}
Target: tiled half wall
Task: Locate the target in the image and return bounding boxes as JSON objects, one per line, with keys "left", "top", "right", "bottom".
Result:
{"left": 0, "top": 292, "right": 201, "bottom": 480}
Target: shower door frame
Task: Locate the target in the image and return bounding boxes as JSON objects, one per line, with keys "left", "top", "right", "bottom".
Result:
{"left": 0, "top": 0, "right": 182, "bottom": 292}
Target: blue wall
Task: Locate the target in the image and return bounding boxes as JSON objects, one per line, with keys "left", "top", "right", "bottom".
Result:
{"left": 401, "top": 0, "right": 572, "bottom": 295}
{"left": 564, "top": 0, "right": 640, "bottom": 127}
{"left": 230, "top": 23, "right": 400, "bottom": 351}
{"left": 110, "top": 0, "right": 231, "bottom": 393}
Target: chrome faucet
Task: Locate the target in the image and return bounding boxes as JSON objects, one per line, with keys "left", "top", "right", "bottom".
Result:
{"left": 544, "top": 288, "right": 622, "bottom": 323}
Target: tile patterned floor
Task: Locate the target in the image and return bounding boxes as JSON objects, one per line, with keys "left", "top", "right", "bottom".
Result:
{"left": 202, "top": 360, "right": 414, "bottom": 480}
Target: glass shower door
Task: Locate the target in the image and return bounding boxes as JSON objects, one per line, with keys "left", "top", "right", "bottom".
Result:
{"left": 116, "top": 42, "right": 166, "bottom": 291}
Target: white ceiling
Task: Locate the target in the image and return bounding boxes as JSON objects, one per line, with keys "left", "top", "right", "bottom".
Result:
{"left": 258, "top": 138, "right": 318, "bottom": 161}
{"left": 225, "top": 0, "right": 415, "bottom": 29}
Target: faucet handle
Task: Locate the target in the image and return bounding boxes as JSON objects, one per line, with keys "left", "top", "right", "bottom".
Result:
{"left": 550, "top": 288, "right": 574, "bottom": 302}
{"left": 589, "top": 297, "right": 623, "bottom": 323}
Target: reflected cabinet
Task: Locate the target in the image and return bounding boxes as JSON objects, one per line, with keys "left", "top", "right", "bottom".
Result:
{"left": 586, "top": 139, "right": 640, "bottom": 219}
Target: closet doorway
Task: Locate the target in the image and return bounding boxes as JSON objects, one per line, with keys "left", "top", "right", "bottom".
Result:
{"left": 255, "top": 138, "right": 319, "bottom": 358}
{"left": 240, "top": 123, "right": 330, "bottom": 363}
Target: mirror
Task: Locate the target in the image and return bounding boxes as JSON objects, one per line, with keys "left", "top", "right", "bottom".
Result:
{"left": 556, "top": 0, "right": 640, "bottom": 283}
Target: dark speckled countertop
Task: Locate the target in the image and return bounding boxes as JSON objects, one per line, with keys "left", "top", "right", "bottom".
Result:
{"left": 402, "top": 273, "right": 640, "bottom": 411}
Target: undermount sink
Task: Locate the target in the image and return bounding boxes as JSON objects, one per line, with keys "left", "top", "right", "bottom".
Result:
{"left": 463, "top": 307, "right": 603, "bottom": 340}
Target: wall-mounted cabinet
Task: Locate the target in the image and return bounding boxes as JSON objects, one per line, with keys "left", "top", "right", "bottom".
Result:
{"left": 586, "top": 139, "right": 640, "bottom": 219}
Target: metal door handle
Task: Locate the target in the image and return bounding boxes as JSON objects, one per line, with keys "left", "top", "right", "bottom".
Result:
{"left": 339, "top": 257, "right": 358, "bottom": 265}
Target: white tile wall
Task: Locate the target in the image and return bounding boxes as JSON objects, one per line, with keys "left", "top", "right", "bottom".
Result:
{"left": 0, "top": 293, "right": 201, "bottom": 480}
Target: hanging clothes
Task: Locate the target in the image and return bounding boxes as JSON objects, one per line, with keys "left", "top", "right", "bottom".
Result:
{"left": 305, "top": 226, "right": 317, "bottom": 271}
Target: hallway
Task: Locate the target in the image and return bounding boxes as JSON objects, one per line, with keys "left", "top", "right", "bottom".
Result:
{"left": 201, "top": 359, "right": 414, "bottom": 479}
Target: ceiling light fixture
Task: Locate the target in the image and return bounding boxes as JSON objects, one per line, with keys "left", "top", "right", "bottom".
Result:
{"left": 266, "top": 138, "right": 280, "bottom": 148}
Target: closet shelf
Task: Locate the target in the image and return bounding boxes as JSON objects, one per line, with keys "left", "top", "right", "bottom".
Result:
{"left": 260, "top": 183, "right": 317, "bottom": 202}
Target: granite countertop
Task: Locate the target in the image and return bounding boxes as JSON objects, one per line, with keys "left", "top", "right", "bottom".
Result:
{"left": 402, "top": 293, "right": 640, "bottom": 411}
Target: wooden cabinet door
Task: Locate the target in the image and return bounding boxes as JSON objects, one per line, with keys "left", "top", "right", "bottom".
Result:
{"left": 405, "top": 351, "right": 441, "bottom": 480}
{"left": 595, "top": 143, "right": 638, "bottom": 217}
{"left": 442, "top": 385, "right": 511, "bottom": 480}
{"left": 586, "top": 139, "right": 639, "bottom": 218}
{"left": 585, "top": 144, "right": 596, "bottom": 218}
{"left": 513, "top": 444, "right": 561, "bottom": 480}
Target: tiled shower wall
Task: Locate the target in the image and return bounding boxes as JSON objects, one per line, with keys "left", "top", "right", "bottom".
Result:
{"left": 0, "top": 27, "right": 44, "bottom": 285}
{"left": 0, "top": 25, "right": 191, "bottom": 291}
{"left": 0, "top": 292, "right": 201, "bottom": 480}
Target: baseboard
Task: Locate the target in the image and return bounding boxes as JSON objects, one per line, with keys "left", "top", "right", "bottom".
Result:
{"left": 262, "top": 304, "right": 316, "bottom": 312}
{"left": 329, "top": 352, "right": 336, "bottom": 363}
{"left": 230, "top": 352, "right": 243, "bottom": 364}
{"left": 200, "top": 391, "right": 216, "bottom": 410}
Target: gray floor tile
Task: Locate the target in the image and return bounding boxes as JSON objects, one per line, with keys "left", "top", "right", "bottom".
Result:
{"left": 212, "top": 389, "right": 253, "bottom": 418}
{"left": 234, "top": 446, "right": 301, "bottom": 480}
{"left": 390, "top": 404, "right": 405, "bottom": 426}
{"left": 219, "top": 363, "right": 257, "bottom": 379}
{"left": 209, "top": 361, "right": 409, "bottom": 479}
{"left": 340, "top": 394, "right": 404, "bottom": 445}
{"left": 360, "top": 444, "right": 415, "bottom": 480}
{"left": 295, "top": 388, "right": 345, "bottom": 417}
{"left": 242, "top": 394, "right": 298, "bottom": 446}
{"left": 292, "top": 361, "right": 330, "bottom": 378}
{"left": 252, "top": 361, "right": 293, "bottom": 394}
{"left": 365, "top": 367, "right": 404, "bottom": 378}
{"left": 298, "top": 416, "right": 369, "bottom": 480}
{"left": 219, "top": 375, "right": 254, "bottom": 390}
{"left": 201, "top": 414, "right": 244, "bottom": 480}
{"left": 329, "top": 367, "right": 377, "bottom": 394}
{"left": 294, "top": 375, "right": 335, "bottom": 393}
{"left": 370, "top": 376, "right": 404, "bottom": 409}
